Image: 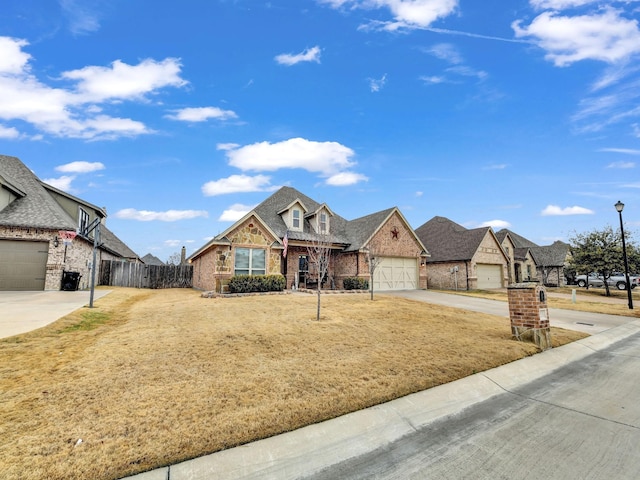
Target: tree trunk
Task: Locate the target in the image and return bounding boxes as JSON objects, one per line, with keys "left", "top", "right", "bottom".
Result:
{"left": 316, "top": 286, "right": 321, "bottom": 321}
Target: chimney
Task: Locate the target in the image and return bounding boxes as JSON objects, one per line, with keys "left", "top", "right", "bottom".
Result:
{"left": 180, "top": 246, "right": 186, "bottom": 265}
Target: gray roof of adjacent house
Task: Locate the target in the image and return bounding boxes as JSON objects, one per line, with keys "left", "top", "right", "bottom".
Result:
{"left": 142, "top": 253, "right": 165, "bottom": 265}
{"left": 0, "top": 155, "right": 78, "bottom": 230}
{"left": 530, "top": 241, "right": 570, "bottom": 267}
{"left": 415, "top": 216, "right": 490, "bottom": 263}
{"left": 495, "top": 228, "right": 539, "bottom": 249}
{"left": 1, "top": 154, "right": 139, "bottom": 261}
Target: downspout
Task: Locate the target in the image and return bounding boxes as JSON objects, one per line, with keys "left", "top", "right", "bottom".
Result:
{"left": 465, "top": 261, "right": 470, "bottom": 291}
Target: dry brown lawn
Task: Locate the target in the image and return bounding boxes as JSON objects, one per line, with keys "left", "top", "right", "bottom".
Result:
{"left": 0, "top": 287, "right": 587, "bottom": 480}
{"left": 451, "top": 287, "right": 640, "bottom": 317}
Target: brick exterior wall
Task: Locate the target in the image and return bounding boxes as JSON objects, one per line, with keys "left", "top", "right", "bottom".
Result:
{"left": 507, "top": 283, "right": 551, "bottom": 350}
{"left": 0, "top": 226, "right": 96, "bottom": 290}
{"left": 193, "top": 210, "right": 428, "bottom": 292}
{"left": 191, "top": 216, "right": 282, "bottom": 292}
{"left": 426, "top": 231, "right": 508, "bottom": 290}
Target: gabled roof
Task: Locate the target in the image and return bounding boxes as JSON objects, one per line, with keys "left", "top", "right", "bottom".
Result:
{"left": 41, "top": 181, "right": 107, "bottom": 218}
{"left": 0, "top": 155, "right": 77, "bottom": 230}
{"left": 530, "top": 241, "right": 570, "bottom": 267}
{"left": 252, "top": 186, "right": 351, "bottom": 244}
{"left": 495, "top": 228, "right": 539, "bottom": 248}
{"left": 142, "top": 253, "right": 165, "bottom": 265}
{"left": 415, "top": 216, "right": 495, "bottom": 263}
{"left": 99, "top": 225, "right": 141, "bottom": 261}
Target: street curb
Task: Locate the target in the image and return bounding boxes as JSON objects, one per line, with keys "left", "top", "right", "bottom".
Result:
{"left": 124, "top": 319, "right": 640, "bottom": 480}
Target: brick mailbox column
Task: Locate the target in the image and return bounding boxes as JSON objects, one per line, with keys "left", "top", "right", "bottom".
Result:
{"left": 507, "top": 283, "right": 552, "bottom": 351}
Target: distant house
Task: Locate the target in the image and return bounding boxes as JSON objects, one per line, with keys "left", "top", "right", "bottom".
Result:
{"left": 188, "top": 186, "right": 429, "bottom": 292}
{"left": 0, "top": 155, "right": 140, "bottom": 291}
{"left": 414, "top": 216, "right": 509, "bottom": 290}
{"left": 495, "top": 229, "right": 570, "bottom": 286}
{"left": 141, "top": 253, "right": 165, "bottom": 266}
{"left": 495, "top": 230, "right": 537, "bottom": 283}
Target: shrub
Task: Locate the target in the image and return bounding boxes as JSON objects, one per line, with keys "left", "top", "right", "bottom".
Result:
{"left": 343, "top": 277, "right": 369, "bottom": 290}
{"left": 228, "top": 274, "right": 286, "bottom": 294}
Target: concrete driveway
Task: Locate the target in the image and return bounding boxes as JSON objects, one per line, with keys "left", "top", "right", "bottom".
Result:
{"left": 0, "top": 289, "right": 111, "bottom": 339}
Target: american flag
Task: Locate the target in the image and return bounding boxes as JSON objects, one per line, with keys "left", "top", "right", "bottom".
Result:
{"left": 282, "top": 231, "right": 288, "bottom": 258}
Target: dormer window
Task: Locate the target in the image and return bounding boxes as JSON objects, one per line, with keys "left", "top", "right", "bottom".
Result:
{"left": 292, "top": 209, "right": 301, "bottom": 229}
{"left": 319, "top": 212, "right": 327, "bottom": 233}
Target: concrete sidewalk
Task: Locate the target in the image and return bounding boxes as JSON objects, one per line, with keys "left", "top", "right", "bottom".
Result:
{"left": 125, "top": 315, "right": 640, "bottom": 480}
{"left": 0, "top": 289, "right": 112, "bottom": 339}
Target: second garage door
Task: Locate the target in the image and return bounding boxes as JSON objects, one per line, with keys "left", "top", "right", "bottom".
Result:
{"left": 0, "top": 240, "right": 49, "bottom": 291}
{"left": 476, "top": 264, "right": 503, "bottom": 289}
{"left": 373, "top": 257, "right": 417, "bottom": 291}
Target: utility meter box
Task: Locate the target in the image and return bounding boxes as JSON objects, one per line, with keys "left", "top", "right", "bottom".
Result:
{"left": 507, "top": 283, "right": 552, "bottom": 350}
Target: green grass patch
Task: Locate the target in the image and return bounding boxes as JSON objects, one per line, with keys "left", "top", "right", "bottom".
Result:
{"left": 58, "top": 310, "right": 110, "bottom": 333}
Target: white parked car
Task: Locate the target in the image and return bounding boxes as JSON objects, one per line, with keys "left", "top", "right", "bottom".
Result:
{"left": 575, "top": 272, "right": 639, "bottom": 290}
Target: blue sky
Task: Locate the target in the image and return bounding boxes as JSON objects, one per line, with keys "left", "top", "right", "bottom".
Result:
{"left": 1, "top": 0, "right": 640, "bottom": 261}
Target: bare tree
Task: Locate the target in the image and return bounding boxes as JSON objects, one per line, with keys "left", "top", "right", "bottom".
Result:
{"left": 166, "top": 252, "right": 181, "bottom": 265}
{"left": 364, "top": 248, "right": 382, "bottom": 300}
{"left": 306, "top": 234, "right": 332, "bottom": 321}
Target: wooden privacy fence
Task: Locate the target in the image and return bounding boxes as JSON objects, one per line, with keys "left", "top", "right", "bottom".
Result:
{"left": 100, "top": 261, "right": 193, "bottom": 289}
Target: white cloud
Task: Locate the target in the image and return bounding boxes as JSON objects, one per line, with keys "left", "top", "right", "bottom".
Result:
{"left": 201, "top": 174, "right": 274, "bottom": 196}
{"left": 275, "top": 46, "right": 321, "bottom": 66}
{"left": 216, "top": 142, "right": 240, "bottom": 151}
{"left": 541, "top": 205, "right": 595, "bottom": 215}
{"left": 607, "top": 161, "right": 635, "bottom": 168}
{"left": 218, "top": 203, "right": 255, "bottom": 222}
{"left": 326, "top": 171, "right": 369, "bottom": 186}
{"left": 59, "top": 0, "right": 103, "bottom": 35}
{"left": 512, "top": 9, "right": 640, "bottom": 66}
{"left": 446, "top": 65, "right": 487, "bottom": 80}
{"left": 415, "top": 191, "right": 424, "bottom": 197}
{"left": 114, "top": 208, "right": 209, "bottom": 221}
{"left": 164, "top": 239, "right": 182, "bottom": 247}
{"left": 420, "top": 75, "right": 449, "bottom": 84}
{"left": 368, "top": 74, "right": 387, "bottom": 92}
{"left": 55, "top": 161, "right": 105, "bottom": 173}
{"left": 0, "top": 37, "right": 187, "bottom": 139}
{"left": 599, "top": 147, "right": 640, "bottom": 155}
{"left": 424, "top": 43, "right": 463, "bottom": 64}
{"left": 530, "top": 0, "right": 601, "bottom": 9}
{"left": 483, "top": 163, "right": 508, "bottom": 170}
{"left": 62, "top": 58, "right": 187, "bottom": 102}
{"left": 42, "top": 175, "right": 76, "bottom": 191}
{"left": 319, "top": 0, "right": 459, "bottom": 30}
{"left": 225, "top": 138, "right": 356, "bottom": 175}
{"left": 165, "top": 106, "right": 238, "bottom": 122}
{"left": 0, "top": 125, "right": 19, "bottom": 138}
{"left": 480, "top": 219, "right": 511, "bottom": 229}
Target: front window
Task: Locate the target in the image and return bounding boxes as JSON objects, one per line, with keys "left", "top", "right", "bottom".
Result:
{"left": 292, "top": 209, "right": 301, "bottom": 229}
{"left": 234, "top": 248, "right": 266, "bottom": 275}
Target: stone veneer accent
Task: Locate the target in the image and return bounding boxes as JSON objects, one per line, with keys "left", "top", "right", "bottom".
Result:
{"left": 507, "top": 283, "right": 551, "bottom": 350}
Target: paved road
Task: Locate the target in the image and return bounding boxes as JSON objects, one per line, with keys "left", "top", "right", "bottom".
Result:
{"left": 127, "top": 291, "right": 640, "bottom": 480}
{"left": 387, "top": 289, "right": 637, "bottom": 335}
{"left": 305, "top": 330, "right": 640, "bottom": 479}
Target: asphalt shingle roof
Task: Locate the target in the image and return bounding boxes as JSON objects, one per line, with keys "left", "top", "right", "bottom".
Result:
{"left": 0, "top": 155, "right": 77, "bottom": 230}
{"left": 141, "top": 253, "right": 165, "bottom": 265}
{"left": 415, "top": 216, "right": 490, "bottom": 263}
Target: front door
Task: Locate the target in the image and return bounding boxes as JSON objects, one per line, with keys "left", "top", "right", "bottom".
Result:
{"left": 298, "top": 255, "right": 308, "bottom": 287}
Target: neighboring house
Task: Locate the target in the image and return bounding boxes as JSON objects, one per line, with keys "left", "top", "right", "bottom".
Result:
{"left": 141, "top": 253, "right": 165, "bottom": 265}
{"left": 495, "top": 230, "right": 537, "bottom": 283}
{"left": 495, "top": 228, "right": 570, "bottom": 287}
{"left": 414, "top": 216, "right": 509, "bottom": 290}
{"left": 188, "top": 186, "right": 429, "bottom": 292}
{"left": 0, "top": 155, "right": 140, "bottom": 291}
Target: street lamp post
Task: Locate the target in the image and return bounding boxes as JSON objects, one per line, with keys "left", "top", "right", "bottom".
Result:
{"left": 615, "top": 201, "right": 633, "bottom": 310}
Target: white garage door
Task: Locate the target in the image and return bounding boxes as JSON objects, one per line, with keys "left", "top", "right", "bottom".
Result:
{"left": 0, "top": 240, "right": 49, "bottom": 291}
{"left": 373, "top": 257, "right": 417, "bottom": 291}
{"left": 476, "top": 264, "right": 503, "bottom": 289}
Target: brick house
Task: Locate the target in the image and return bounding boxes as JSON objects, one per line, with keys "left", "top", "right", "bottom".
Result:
{"left": 495, "top": 230, "right": 537, "bottom": 283}
{"left": 188, "top": 186, "right": 429, "bottom": 292}
{"left": 0, "top": 155, "right": 140, "bottom": 291}
{"left": 496, "top": 229, "right": 570, "bottom": 287}
{"left": 414, "top": 216, "right": 509, "bottom": 290}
